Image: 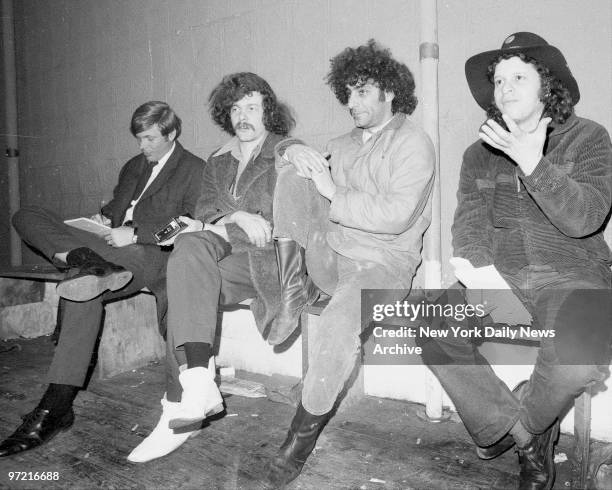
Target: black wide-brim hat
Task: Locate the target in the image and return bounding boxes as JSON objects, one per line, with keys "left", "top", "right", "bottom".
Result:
{"left": 465, "top": 32, "right": 580, "bottom": 110}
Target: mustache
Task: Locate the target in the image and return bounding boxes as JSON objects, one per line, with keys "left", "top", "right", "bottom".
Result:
{"left": 234, "top": 122, "right": 254, "bottom": 131}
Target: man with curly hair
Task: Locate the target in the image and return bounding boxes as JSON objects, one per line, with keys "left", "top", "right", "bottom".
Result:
{"left": 419, "top": 32, "right": 612, "bottom": 489}
{"left": 127, "top": 72, "right": 296, "bottom": 463}
{"left": 267, "top": 40, "right": 435, "bottom": 485}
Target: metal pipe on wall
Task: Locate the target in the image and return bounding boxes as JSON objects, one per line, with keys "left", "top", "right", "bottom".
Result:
{"left": 2, "top": 0, "right": 21, "bottom": 265}
{"left": 419, "top": 0, "right": 444, "bottom": 419}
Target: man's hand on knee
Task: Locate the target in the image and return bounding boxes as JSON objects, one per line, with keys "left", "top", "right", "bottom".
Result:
{"left": 284, "top": 144, "right": 329, "bottom": 178}
{"left": 229, "top": 211, "right": 272, "bottom": 248}
{"left": 311, "top": 167, "right": 337, "bottom": 201}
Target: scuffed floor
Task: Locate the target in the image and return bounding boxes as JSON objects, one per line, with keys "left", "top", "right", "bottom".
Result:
{"left": 0, "top": 337, "right": 583, "bottom": 489}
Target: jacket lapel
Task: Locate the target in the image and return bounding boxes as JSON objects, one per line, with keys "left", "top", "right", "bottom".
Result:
{"left": 111, "top": 155, "right": 147, "bottom": 226}
{"left": 234, "top": 133, "right": 279, "bottom": 197}
{"left": 139, "top": 142, "right": 184, "bottom": 201}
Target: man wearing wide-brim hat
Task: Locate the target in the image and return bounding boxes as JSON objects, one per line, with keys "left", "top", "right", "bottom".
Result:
{"left": 420, "top": 32, "right": 612, "bottom": 489}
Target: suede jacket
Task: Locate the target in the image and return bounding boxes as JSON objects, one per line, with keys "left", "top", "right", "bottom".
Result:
{"left": 453, "top": 114, "right": 612, "bottom": 275}
{"left": 195, "top": 132, "right": 285, "bottom": 334}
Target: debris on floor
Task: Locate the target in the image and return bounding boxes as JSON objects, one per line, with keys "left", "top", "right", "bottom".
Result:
{"left": 219, "top": 376, "right": 267, "bottom": 398}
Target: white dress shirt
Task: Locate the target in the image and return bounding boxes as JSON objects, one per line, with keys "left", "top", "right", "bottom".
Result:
{"left": 123, "top": 142, "right": 176, "bottom": 224}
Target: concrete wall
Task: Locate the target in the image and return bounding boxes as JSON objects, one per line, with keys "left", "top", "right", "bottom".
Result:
{"left": 0, "top": 11, "right": 10, "bottom": 267}
{"left": 11, "top": 0, "right": 612, "bottom": 271}
{"left": 11, "top": 0, "right": 427, "bottom": 264}
{"left": 9, "top": 0, "right": 612, "bottom": 439}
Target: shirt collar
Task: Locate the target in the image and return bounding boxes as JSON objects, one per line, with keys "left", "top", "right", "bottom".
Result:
{"left": 352, "top": 113, "right": 406, "bottom": 143}
{"left": 155, "top": 142, "right": 176, "bottom": 166}
{"left": 213, "top": 132, "right": 268, "bottom": 162}
{"left": 362, "top": 116, "right": 396, "bottom": 142}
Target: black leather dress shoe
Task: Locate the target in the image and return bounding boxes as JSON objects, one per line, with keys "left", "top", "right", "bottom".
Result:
{"left": 517, "top": 419, "right": 560, "bottom": 490}
{"left": 0, "top": 408, "right": 74, "bottom": 457}
{"left": 476, "top": 380, "right": 529, "bottom": 460}
{"left": 56, "top": 247, "right": 132, "bottom": 301}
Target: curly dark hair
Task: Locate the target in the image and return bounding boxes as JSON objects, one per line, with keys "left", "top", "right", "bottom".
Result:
{"left": 486, "top": 53, "right": 574, "bottom": 125}
{"left": 208, "top": 72, "right": 295, "bottom": 136}
{"left": 326, "top": 39, "right": 417, "bottom": 115}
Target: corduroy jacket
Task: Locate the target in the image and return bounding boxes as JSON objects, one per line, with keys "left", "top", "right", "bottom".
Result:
{"left": 453, "top": 114, "right": 612, "bottom": 275}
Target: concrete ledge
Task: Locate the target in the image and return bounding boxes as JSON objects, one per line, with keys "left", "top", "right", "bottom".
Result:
{"left": 0, "top": 277, "right": 45, "bottom": 307}
{"left": 216, "top": 308, "right": 303, "bottom": 378}
{"left": 0, "top": 266, "right": 64, "bottom": 339}
{"left": 0, "top": 282, "right": 59, "bottom": 339}
{"left": 97, "top": 293, "right": 165, "bottom": 379}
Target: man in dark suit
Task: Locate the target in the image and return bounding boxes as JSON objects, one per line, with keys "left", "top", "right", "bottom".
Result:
{"left": 0, "top": 101, "right": 204, "bottom": 457}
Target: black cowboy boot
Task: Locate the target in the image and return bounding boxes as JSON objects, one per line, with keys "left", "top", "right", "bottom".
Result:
{"left": 517, "top": 419, "right": 560, "bottom": 490}
{"left": 267, "top": 403, "right": 330, "bottom": 487}
{"left": 0, "top": 407, "right": 74, "bottom": 457}
{"left": 267, "top": 240, "right": 319, "bottom": 345}
{"left": 56, "top": 247, "right": 132, "bottom": 301}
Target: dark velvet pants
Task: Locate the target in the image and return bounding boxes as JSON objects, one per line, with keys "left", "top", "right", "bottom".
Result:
{"left": 12, "top": 205, "right": 169, "bottom": 387}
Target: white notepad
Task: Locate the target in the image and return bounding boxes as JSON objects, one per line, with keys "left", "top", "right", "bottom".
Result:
{"left": 450, "top": 257, "right": 532, "bottom": 325}
{"left": 64, "top": 217, "right": 111, "bottom": 237}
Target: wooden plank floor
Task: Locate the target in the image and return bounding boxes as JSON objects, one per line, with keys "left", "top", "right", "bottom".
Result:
{"left": 0, "top": 337, "right": 580, "bottom": 489}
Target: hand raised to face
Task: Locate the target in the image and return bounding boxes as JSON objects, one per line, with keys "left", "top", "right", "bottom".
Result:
{"left": 479, "top": 114, "right": 551, "bottom": 175}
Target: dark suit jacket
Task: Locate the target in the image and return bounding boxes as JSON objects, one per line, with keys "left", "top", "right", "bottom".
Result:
{"left": 195, "top": 132, "right": 284, "bottom": 335}
{"left": 100, "top": 142, "right": 204, "bottom": 336}
{"left": 102, "top": 142, "right": 204, "bottom": 244}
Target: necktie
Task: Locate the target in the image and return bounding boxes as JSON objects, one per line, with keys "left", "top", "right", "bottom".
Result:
{"left": 132, "top": 161, "right": 158, "bottom": 200}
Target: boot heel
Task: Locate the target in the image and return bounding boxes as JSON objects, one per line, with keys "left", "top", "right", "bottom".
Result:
{"left": 207, "top": 403, "right": 224, "bottom": 417}
{"left": 167, "top": 402, "right": 225, "bottom": 430}
{"left": 168, "top": 416, "right": 205, "bottom": 430}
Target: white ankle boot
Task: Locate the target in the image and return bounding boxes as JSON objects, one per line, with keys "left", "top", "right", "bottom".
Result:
{"left": 127, "top": 396, "right": 201, "bottom": 463}
{"left": 168, "top": 366, "right": 224, "bottom": 430}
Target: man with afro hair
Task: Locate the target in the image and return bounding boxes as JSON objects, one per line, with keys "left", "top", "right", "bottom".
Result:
{"left": 267, "top": 39, "right": 435, "bottom": 486}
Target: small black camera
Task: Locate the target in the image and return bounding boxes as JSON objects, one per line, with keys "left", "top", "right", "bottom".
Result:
{"left": 153, "top": 217, "right": 188, "bottom": 243}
